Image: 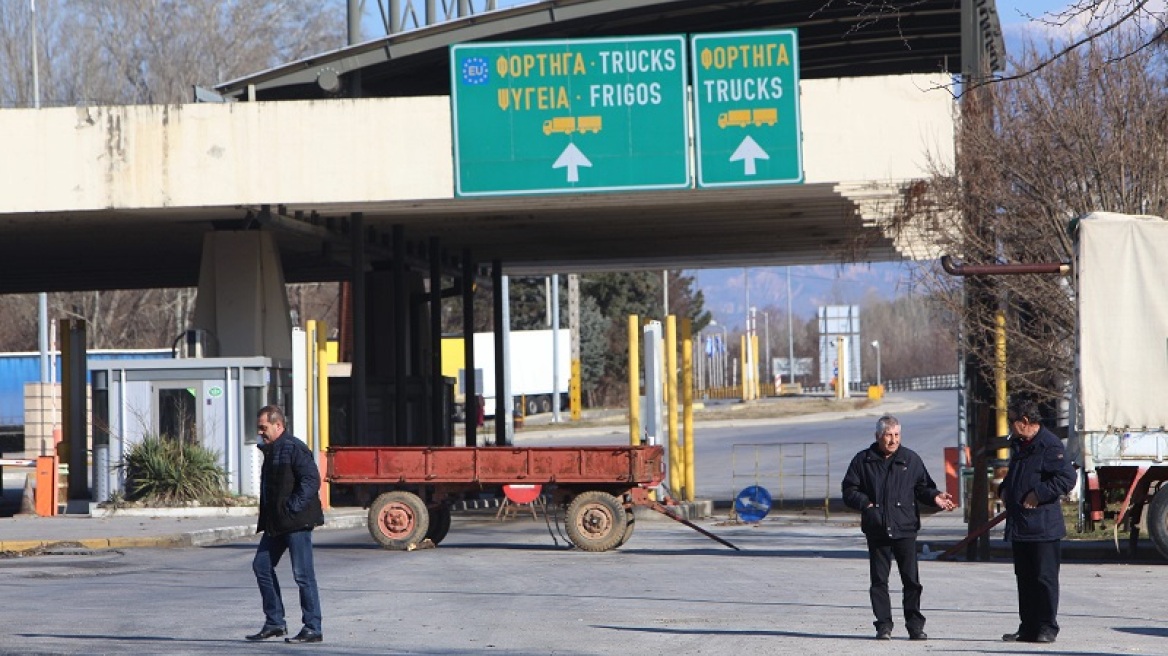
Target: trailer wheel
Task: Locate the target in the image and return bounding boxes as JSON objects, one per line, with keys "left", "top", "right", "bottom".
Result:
{"left": 539, "top": 396, "right": 552, "bottom": 413}
{"left": 565, "top": 490, "right": 628, "bottom": 552}
{"left": 1148, "top": 490, "right": 1168, "bottom": 559}
{"left": 617, "top": 510, "right": 636, "bottom": 547}
{"left": 368, "top": 491, "right": 430, "bottom": 550}
{"left": 426, "top": 504, "right": 452, "bottom": 545}
{"left": 526, "top": 397, "right": 540, "bottom": 415}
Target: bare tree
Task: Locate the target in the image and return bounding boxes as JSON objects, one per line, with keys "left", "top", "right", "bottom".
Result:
{"left": 901, "top": 29, "right": 1168, "bottom": 405}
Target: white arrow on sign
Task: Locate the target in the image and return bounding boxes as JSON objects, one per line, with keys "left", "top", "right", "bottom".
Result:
{"left": 729, "top": 135, "right": 769, "bottom": 175}
{"left": 553, "top": 143, "right": 592, "bottom": 183}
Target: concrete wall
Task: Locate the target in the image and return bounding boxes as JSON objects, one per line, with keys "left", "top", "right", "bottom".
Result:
{"left": 0, "top": 74, "right": 953, "bottom": 213}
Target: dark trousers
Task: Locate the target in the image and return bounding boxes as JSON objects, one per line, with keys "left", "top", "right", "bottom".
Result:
{"left": 866, "top": 535, "right": 924, "bottom": 632}
{"left": 1011, "top": 539, "right": 1061, "bottom": 637}
{"left": 253, "top": 529, "right": 322, "bottom": 633}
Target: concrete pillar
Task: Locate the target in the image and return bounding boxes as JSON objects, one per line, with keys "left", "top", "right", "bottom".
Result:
{"left": 192, "top": 231, "right": 293, "bottom": 359}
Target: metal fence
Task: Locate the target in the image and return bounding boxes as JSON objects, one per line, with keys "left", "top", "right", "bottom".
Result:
{"left": 730, "top": 442, "right": 831, "bottom": 519}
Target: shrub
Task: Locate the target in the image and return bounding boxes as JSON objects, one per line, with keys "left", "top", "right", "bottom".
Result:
{"left": 123, "top": 435, "right": 229, "bottom": 506}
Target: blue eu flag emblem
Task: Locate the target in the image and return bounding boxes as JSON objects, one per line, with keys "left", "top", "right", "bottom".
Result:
{"left": 461, "top": 57, "right": 489, "bottom": 85}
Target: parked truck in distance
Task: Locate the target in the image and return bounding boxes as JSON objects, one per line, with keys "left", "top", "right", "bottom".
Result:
{"left": 441, "top": 329, "right": 570, "bottom": 419}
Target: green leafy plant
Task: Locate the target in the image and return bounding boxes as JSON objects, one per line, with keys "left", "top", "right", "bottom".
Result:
{"left": 123, "top": 435, "right": 229, "bottom": 506}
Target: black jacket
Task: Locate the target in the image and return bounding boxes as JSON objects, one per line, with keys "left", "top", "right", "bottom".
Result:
{"left": 842, "top": 444, "right": 942, "bottom": 539}
{"left": 256, "top": 432, "right": 325, "bottom": 537}
{"left": 999, "top": 425, "right": 1076, "bottom": 542}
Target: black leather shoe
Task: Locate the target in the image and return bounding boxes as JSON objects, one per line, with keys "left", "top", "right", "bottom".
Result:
{"left": 245, "top": 627, "right": 286, "bottom": 641}
{"left": 1002, "top": 632, "right": 1033, "bottom": 642}
{"left": 285, "top": 628, "right": 323, "bottom": 644}
{"left": 909, "top": 631, "right": 928, "bottom": 641}
{"left": 1031, "top": 632, "right": 1057, "bottom": 644}
{"left": 876, "top": 629, "right": 892, "bottom": 640}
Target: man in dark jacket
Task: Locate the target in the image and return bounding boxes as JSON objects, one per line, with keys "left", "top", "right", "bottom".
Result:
{"left": 999, "top": 400, "right": 1077, "bottom": 644}
{"left": 842, "top": 415, "right": 956, "bottom": 641}
{"left": 247, "top": 405, "right": 326, "bottom": 644}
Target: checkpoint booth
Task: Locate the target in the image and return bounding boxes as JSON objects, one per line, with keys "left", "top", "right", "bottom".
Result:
{"left": 90, "top": 357, "right": 292, "bottom": 501}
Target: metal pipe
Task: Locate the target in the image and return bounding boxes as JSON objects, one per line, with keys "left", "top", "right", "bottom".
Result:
{"left": 940, "top": 254, "right": 1070, "bottom": 276}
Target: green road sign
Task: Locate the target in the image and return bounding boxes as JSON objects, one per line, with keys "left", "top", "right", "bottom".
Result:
{"left": 450, "top": 36, "right": 690, "bottom": 196}
{"left": 691, "top": 30, "right": 803, "bottom": 188}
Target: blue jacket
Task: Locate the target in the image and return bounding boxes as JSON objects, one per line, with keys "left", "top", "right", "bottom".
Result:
{"left": 842, "top": 444, "right": 942, "bottom": 539}
{"left": 1000, "top": 425, "right": 1076, "bottom": 542}
{"left": 256, "top": 432, "right": 325, "bottom": 536}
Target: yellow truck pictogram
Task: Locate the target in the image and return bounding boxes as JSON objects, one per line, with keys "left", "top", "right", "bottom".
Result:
{"left": 543, "top": 116, "right": 603, "bottom": 136}
{"left": 717, "top": 108, "right": 778, "bottom": 128}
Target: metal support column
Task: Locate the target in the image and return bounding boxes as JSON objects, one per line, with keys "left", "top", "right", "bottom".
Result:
{"left": 393, "top": 225, "right": 408, "bottom": 444}
{"left": 462, "top": 249, "right": 477, "bottom": 447}
{"left": 351, "top": 212, "right": 368, "bottom": 445}
{"left": 430, "top": 237, "right": 445, "bottom": 444}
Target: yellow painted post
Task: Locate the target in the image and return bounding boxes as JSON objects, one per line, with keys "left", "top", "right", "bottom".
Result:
{"left": 570, "top": 359, "right": 582, "bottom": 421}
{"left": 750, "top": 333, "right": 759, "bottom": 400}
{"left": 627, "top": 315, "right": 640, "bottom": 447}
{"left": 682, "top": 318, "right": 696, "bottom": 502}
{"left": 995, "top": 311, "right": 1009, "bottom": 462}
{"left": 666, "top": 316, "right": 681, "bottom": 497}
{"left": 740, "top": 334, "right": 748, "bottom": 401}
{"left": 315, "top": 321, "right": 331, "bottom": 510}
{"left": 305, "top": 321, "right": 317, "bottom": 451}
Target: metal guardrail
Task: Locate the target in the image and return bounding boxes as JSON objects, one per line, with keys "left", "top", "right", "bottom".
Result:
{"left": 703, "top": 373, "right": 960, "bottom": 398}
{"left": 730, "top": 442, "right": 831, "bottom": 518}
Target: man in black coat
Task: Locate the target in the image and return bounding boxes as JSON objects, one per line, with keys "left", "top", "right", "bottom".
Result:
{"left": 246, "top": 405, "right": 326, "bottom": 644}
{"left": 999, "top": 400, "right": 1077, "bottom": 644}
{"left": 842, "top": 415, "right": 956, "bottom": 641}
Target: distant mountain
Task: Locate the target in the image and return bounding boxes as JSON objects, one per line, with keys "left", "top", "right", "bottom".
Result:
{"left": 690, "top": 261, "right": 929, "bottom": 330}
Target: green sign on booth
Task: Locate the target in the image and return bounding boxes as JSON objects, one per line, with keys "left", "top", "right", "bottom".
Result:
{"left": 450, "top": 36, "right": 690, "bottom": 196}
{"left": 691, "top": 30, "right": 803, "bottom": 188}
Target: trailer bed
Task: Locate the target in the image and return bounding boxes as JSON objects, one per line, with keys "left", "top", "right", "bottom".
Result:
{"left": 329, "top": 445, "right": 664, "bottom": 486}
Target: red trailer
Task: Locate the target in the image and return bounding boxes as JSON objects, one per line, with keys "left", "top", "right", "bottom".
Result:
{"left": 328, "top": 445, "right": 666, "bottom": 552}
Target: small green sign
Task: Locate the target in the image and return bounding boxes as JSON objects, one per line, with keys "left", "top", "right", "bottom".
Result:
{"left": 450, "top": 36, "right": 690, "bottom": 196}
{"left": 691, "top": 30, "right": 803, "bottom": 187}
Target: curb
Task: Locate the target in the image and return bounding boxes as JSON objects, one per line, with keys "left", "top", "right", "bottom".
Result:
{"left": 0, "top": 512, "right": 369, "bottom": 553}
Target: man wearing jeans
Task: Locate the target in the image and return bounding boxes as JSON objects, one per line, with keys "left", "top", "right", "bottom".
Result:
{"left": 247, "top": 405, "right": 325, "bottom": 644}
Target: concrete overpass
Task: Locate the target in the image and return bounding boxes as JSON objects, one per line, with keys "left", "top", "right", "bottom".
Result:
{"left": 0, "top": 0, "right": 1003, "bottom": 294}
{"left": 0, "top": 0, "right": 1003, "bottom": 465}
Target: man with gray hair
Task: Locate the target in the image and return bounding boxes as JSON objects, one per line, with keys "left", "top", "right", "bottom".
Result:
{"left": 842, "top": 415, "right": 956, "bottom": 641}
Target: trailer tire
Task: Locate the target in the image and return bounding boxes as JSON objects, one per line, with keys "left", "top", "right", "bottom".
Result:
{"left": 426, "top": 504, "right": 452, "bottom": 545}
{"left": 1148, "top": 489, "right": 1168, "bottom": 559}
{"left": 617, "top": 510, "right": 636, "bottom": 547}
{"left": 565, "top": 490, "right": 628, "bottom": 552}
{"left": 539, "top": 396, "right": 552, "bottom": 413}
{"left": 368, "top": 491, "right": 430, "bottom": 550}
{"left": 526, "top": 398, "right": 540, "bottom": 415}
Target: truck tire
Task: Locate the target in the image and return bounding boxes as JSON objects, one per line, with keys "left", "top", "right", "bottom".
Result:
{"left": 565, "top": 490, "right": 628, "bottom": 552}
{"left": 539, "top": 395, "right": 552, "bottom": 413}
{"left": 526, "top": 397, "right": 539, "bottom": 415}
{"left": 368, "top": 491, "right": 430, "bottom": 550}
{"left": 426, "top": 504, "right": 452, "bottom": 545}
{"left": 1148, "top": 489, "right": 1168, "bottom": 559}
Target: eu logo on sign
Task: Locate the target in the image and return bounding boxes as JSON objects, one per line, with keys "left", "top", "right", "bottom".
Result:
{"left": 461, "top": 57, "right": 489, "bottom": 85}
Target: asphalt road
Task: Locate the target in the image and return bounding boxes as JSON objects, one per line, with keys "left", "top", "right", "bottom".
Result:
{"left": 3, "top": 514, "right": 1168, "bottom": 655}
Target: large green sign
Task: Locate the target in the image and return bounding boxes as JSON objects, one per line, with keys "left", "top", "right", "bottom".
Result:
{"left": 450, "top": 36, "right": 690, "bottom": 196}
{"left": 691, "top": 30, "right": 803, "bottom": 187}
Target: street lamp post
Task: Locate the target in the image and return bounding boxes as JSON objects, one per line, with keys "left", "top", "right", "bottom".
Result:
{"left": 710, "top": 320, "right": 728, "bottom": 388}
{"left": 871, "top": 340, "right": 881, "bottom": 388}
